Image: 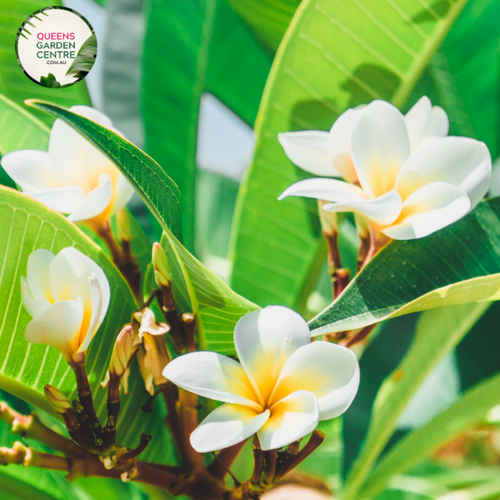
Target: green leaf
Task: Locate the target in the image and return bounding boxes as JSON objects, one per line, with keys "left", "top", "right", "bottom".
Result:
{"left": 0, "top": 92, "right": 50, "bottom": 188}
{"left": 0, "top": 1, "right": 90, "bottom": 125}
{"left": 159, "top": 227, "right": 259, "bottom": 355}
{"left": 360, "top": 370, "right": 500, "bottom": 499}
{"left": 226, "top": 0, "right": 300, "bottom": 53}
{"left": 309, "top": 198, "right": 500, "bottom": 335}
{"left": 340, "top": 302, "right": 489, "bottom": 500}
{"left": 229, "top": 0, "right": 470, "bottom": 311}
{"left": 66, "top": 33, "right": 98, "bottom": 76}
{"left": 0, "top": 186, "right": 172, "bottom": 462}
{"left": 441, "top": 0, "right": 500, "bottom": 159}
{"left": 26, "top": 99, "right": 183, "bottom": 243}
{"left": 141, "top": 0, "right": 272, "bottom": 250}
{"left": 39, "top": 73, "right": 61, "bottom": 89}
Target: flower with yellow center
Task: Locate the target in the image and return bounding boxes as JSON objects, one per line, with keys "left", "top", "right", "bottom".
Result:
{"left": 163, "top": 306, "right": 359, "bottom": 452}
{"left": 1, "top": 106, "right": 134, "bottom": 228}
{"left": 21, "top": 247, "right": 110, "bottom": 364}
{"left": 278, "top": 98, "right": 491, "bottom": 240}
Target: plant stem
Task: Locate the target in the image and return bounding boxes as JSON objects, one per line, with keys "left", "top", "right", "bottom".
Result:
{"left": 208, "top": 440, "right": 247, "bottom": 481}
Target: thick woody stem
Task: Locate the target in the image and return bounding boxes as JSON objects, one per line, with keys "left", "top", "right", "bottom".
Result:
{"left": 158, "top": 286, "right": 184, "bottom": 351}
{"left": 94, "top": 221, "right": 141, "bottom": 303}
{"left": 263, "top": 450, "right": 278, "bottom": 485}
{"left": 0, "top": 442, "right": 185, "bottom": 493}
{"left": 0, "top": 402, "right": 86, "bottom": 458}
{"left": 208, "top": 439, "right": 247, "bottom": 481}
{"left": 71, "top": 361, "right": 102, "bottom": 442}
{"left": 178, "top": 389, "right": 204, "bottom": 470}
{"left": 251, "top": 437, "right": 265, "bottom": 485}
{"left": 182, "top": 313, "right": 197, "bottom": 352}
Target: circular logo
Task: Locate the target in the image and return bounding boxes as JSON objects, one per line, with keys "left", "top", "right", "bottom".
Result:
{"left": 15, "top": 7, "right": 97, "bottom": 88}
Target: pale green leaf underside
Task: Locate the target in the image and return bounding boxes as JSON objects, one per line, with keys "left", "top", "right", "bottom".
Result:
{"left": 161, "top": 229, "right": 259, "bottom": 356}
{"left": 310, "top": 197, "right": 500, "bottom": 336}
{"left": 229, "top": 0, "right": 469, "bottom": 311}
{"left": 26, "top": 100, "right": 183, "bottom": 243}
{"left": 0, "top": 187, "right": 171, "bottom": 462}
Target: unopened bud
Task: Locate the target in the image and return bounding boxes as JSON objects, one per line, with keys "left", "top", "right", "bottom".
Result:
{"left": 44, "top": 385, "right": 71, "bottom": 415}
{"left": 116, "top": 209, "right": 132, "bottom": 242}
{"left": 152, "top": 243, "right": 170, "bottom": 287}
{"left": 109, "top": 325, "right": 136, "bottom": 378}
{"left": 137, "top": 334, "right": 171, "bottom": 396}
{"left": 318, "top": 200, "right": 338, "bottom": 237}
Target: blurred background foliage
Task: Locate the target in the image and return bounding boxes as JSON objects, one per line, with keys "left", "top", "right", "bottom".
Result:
{"left": 1, "top": 0, "right": 500, "bottom": 498}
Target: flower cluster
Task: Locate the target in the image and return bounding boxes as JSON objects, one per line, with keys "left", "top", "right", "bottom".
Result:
{"left": 279, "top": 97, "right": 492, "bottom": 240}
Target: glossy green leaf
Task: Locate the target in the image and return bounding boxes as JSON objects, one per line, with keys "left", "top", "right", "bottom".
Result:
{"left": 360, "top": 370, "right": 500, "bottom": 499}
{"left": 66, "top": 33, "right": 98, "bottom": 77}
{"left": 227, "top": 0, "right": 300, "bottom": 52}
{"left": 0, "top": 187, "right": 172, "bottom": 462}
{"left": 141, "top": 0, "right": 272, "bottom": 250}
{"left": 26, "top": 100, "right": 183, "bottom": 243}
{"left": 309, "top": 198, "right": 500, "bottom": 336}
{"left": 441, "top": 0, "right": 500, "bottom": 159}
{"left": 0, "top": 1, "right": 90, "bottom": 125}
{"left": 159, "top": 228, "right": 259, "bottom": 356}
{"left": 341, "top": 302, "right": 490, "bottom": 500}
{"left": 0, "top": 93, "right": 50, "bottom": 188}
{"left": 229, "top": 0, "right": 470, "bottom": 312}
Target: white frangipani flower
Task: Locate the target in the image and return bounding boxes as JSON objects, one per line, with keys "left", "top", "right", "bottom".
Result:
{"left": 21, "top": 247, "right": 110, "bottom": 363}
{"left": 163, "top": 306, "right": 359, "bottom": 452}
{"left": 278, "top": 96, "right": 449, "bottom": 182}
{"left": 1, "top": 106, "right": 134, "bottom": 226}
{"left": 279, "top": 99, "right": 491, "bottom": 240}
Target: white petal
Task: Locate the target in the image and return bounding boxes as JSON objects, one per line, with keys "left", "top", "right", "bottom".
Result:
{"left": 234, "top": 306, "right": 311, "bottom": 406}
{"left": 327, "top": 108, "right": 362, "bottom": 183}
{"left": 26, "top": 249, "right": 55, "bottom": 303}
{"left": 190, "top": 404, "right": 269, "bottom": 453}
{"left": 383, "top": 182, "right": 471, "bottom": 240}
{"left": 107, "top": 174, "right": 134, "bottom": 217}
{"left": 405, "top": 97, "right": 449, "bottom": 154}
{"left": 279, "top": 178, "right": 368, "bottom": 203}
{"left": 396, "top": 136, "right": 491, "bottom": 208}
{"left": 270, "top": 342, "right": 360, "bottom": 420}
{"left": 258, "top": 391, "right": 319, "bottom": 451}
{"left": 0, "top": 150, "right": 63, "bottom": 191}
{"left": 163, "top": 351, "right": 262, "bottom": 411}
{"left": 138, "top": 308, "right": 169, "bottom": 337}
{"left": 28, "top": 186, "right": 87, "bottom": 215}
{"left": 351, "top": 100, "right": 410, "bottom": 197}
{"left": 49, "top": 247, "right": 110, "bottom": 324}
{"left": 278, "top": 131, "right": 338, "bottom": 177}
{"left": 21, "top": 276, "right": 49, "bottom": 318}
{"left": 323, "top": 190, "right": 403, "bottom": 226}
{"left": 25, "top": 298, "right": 84, "bottom": 359}
{"left": 67, "top": 174, "right": 112, "bottom": 222}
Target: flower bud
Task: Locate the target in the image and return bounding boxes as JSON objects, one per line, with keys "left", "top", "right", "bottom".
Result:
{"left": 109, "top": 325, "right": 136, "bottom": 378}
{"left": 44, "top": 385, "right": 71, "bottom": 415}
{"left": 137, "top": 334, "right": 170, "bottom": 395}
{"left": 116, "top": 208, "right": 132, "bottom": 242}
{"left": 152, "top": 243, "right": 170, "bottom": 287}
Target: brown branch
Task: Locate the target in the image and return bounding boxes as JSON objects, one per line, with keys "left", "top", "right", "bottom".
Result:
{"left": 208, "top": 440, "right": 247, "bottom": 481}
{"left": 342, "top": 323, "right": 378, "bottom": 348}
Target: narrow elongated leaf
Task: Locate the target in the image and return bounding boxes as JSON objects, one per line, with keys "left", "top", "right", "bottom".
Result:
{"left": 66, "top": 34, "right": 98, "bottom": 76}
{"left": 159, "top": 228, "right": 259, "bottom": 356}
{"left": 0, "top": 187, "right": 171, "bottom": 461}
{"left": 0, "top": 93, "right": 50, "bottom": 188}
{"left": 341, "top": 302, "right": 489, "bottom": 500}
{"left": 0, "top": 1, "right": 90, "bottom": 125}
{"left": 360, "top": 371, "right": 500, "bottom": 499}
{"left": 26, "top": 100, "right": 183, "bottom": 243}
{"left": 229, "top": 0, "right": 469, "bottom": 311}
{"left": 142, "top": 0, "right": 272, "bottom": 250}
{"left": 309, "top": 198, "right": 500, "bottom": 336}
